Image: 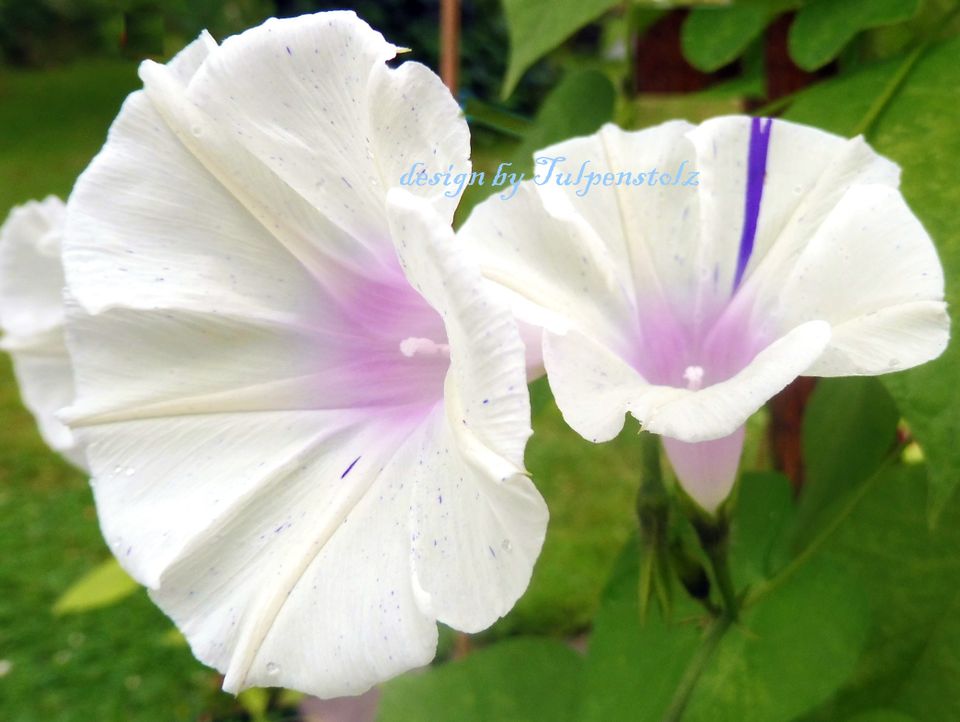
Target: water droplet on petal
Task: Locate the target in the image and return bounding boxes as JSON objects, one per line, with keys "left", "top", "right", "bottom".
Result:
{"left": 113, "top": 466, "right": 122, "bottom": 475}
{"left": 888, "top": 358, "right": 901, "bottom": 368}
{"left": 266, "top": 662, "right": 281, "bottom": 676}
{"left": 501, "top": 539, "right": 513, "bottom": 553}
{"left": 125, "top": 467, "right": 136, "bottom": 477}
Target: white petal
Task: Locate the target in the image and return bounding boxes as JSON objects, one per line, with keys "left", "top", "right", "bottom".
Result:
{"left": 185, "top": 12, "right": 469, "bottom": 245}
{"left": 687, "top": 116, "right": 896, "bottom": 309}
{"left": 0, "top": 197, "right": 83, "bottom": 465}
{"left": 543, "top": 320, "right": 831, "bottom": 444}
{"left": 64, "top": 54, "right": 333, "bottom": 321}
{"left": 386, "top": 190, "right": 547, "bottom": 630}
{"left": 3, "top": 331, "right": 83, "bottom": 466}
{"left": 769, "top": 184, "right": 948, "bottom": 375}
{"left": 0, "top": 196, "right": 67, "bottom": 338}
{"left": 533, "top": 122, "right": 703, "bottom": 323}
{"left": 77, "top": 410, "right": 437, "bottom": 698}
{"left": 457, "top": 181, "right": 637, "bottom": 355}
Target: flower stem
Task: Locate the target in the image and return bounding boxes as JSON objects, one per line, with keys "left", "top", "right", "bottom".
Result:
{"left": 691, "top": 514, "right": 740, "bottom": 621}
{"left": 661, "top": 614, "right": 733, "bottom": 722}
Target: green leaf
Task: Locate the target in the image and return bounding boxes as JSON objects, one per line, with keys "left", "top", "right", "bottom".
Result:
{"left": 789, "top": 0, "right": 921, "bottom": 71}
{"left": 729, "top": 471, "right": 795, "bottom": 586}
{"left": 847, "top": 712, "right": 919, "bottom": 722}
{"left": 581, "top": 539, "right": 870, "bottom": 722}
{"left": 512, "top": 69, "right": 617, "bottom": 174}
{"left": 501, "top": 0, "right": 620, "bottom": 99}
{"left": 236, "top": 688, "right": 269, "bottom": 722}
{"left": 785, "top": 36, "right": 960, "bottom": 520}
{"left": 52, "top": 556, "right": 139, "bottom": 615}
{"left": 681, "top": 1, "right": 795, "bottom": 72}
{"left": 795, "top": 377, "right": 899, "bottom": 543}
{"left": 796, "top": 464, "right": 960, "bottom": 720}
{"left": 683, "top": 561, "right": 869, "bottom": 722}
{"left": 377, "top": 638, "right": 583, "bottom": 722}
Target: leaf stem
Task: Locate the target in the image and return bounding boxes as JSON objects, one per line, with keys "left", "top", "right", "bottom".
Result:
{"left": 703, "top": 536, "right": 739, "bottom": 622}
{"left": 851, "top": 42, "right": 927, "bottom": 138}
{"left": 744, "top": 443, "right": 905, "bottom": 608}
{"left": 661, "top": 614, "right": 733, "bottom": 722}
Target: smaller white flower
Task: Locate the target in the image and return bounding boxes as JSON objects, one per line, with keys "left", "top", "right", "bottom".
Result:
{"left": 459, "top": 117, "right": 950, "bottom": 513}
{"left": 0, "top": 196, "right": 84, "bottom": 468}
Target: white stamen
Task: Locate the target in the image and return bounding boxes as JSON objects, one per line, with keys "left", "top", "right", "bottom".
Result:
{"left": 400, "top": 337, "right": 450, "bottom": 358}
{"left": 683, "top": 365, "right": 705, "bottom": 391}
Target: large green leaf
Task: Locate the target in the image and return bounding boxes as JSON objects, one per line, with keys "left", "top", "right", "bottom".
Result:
{"left": 796, "top": 464, "right": 960, "bottom": 721}
{"left": 52, "top": 557, "right": 139, "bottom": 615}
{"left": 848, "top": 712, "right": 919, "bottom": 722}
{"left": 580, "top": 537, "right": 869, "bottom": 721}
{"left": 377, "top": 638, "right": 583, "bottom": 722}
{"left": 795, "top": 377, "right": 899, "bottom": 543}
{"left": 681, "top": 1, "right": 796, "bottom": 72}
{"left": 785, "top": 36, "right": 960, "bottom": 520}
{"left": 789, "top": 0, "right": 921, "bottom": 71}
{"left": 500, "top": 0, "right": 620, "bottom": 99}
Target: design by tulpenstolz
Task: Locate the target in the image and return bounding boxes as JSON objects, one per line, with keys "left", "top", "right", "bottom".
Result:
{"left": 399, "top": 156, "right": 700, "bottom": 200}
{"left": 459, "top": 116, "right": 949, "bottom": 513}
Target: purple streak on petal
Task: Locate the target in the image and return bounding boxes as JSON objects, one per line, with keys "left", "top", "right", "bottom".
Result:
{"left": 732, "top": 117, "right": 773, "bottom": 291}
{"left": 340, "top": 455, "right": 361, "bottom": 479}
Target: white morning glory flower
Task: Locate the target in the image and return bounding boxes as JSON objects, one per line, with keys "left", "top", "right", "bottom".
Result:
{"left": 0, "top": 196, "right": 85, "bottom": 468}
{"left": 459, "top": 117, "right": 949, "bottom": 513}
{"left": 60, "top": 12, "right": 547, "bottom": 697}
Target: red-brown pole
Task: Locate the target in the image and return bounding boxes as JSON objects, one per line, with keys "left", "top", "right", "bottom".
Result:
{"left": 440, "top": 0, "right": 461, "bottom": 95}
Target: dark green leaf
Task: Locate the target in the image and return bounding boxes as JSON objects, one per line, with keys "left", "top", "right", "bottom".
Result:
{"left": 729, "top": 471, "right": 795, "bottom": 586}
{"left": 581, "top": 538, "right": 869, "bottom": 722}
{"left": 786, "top": 37, "right": 960, "bottom": 520}
{"left": 377, "top": 638, "right": 583, "bottom": 722}
{"left": 501, "top": 0, "right": 620, "bottom": 99}
{"left": 681, "top": 1, "right": 795, "bottom": 72}
{"left": 795, "top": 377, "right": 899, "bottom": 543}
{"left": 847, "top": 712, "right": 919, "bottom": 722}
{"left": 789, "top": 0, "right": 921, "bottom": 71}
{"left": 797, "top": 464, "right": 960, "bottom": 721}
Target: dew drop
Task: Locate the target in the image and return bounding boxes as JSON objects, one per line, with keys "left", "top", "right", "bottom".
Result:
{"left": 113, "top": 466, "right": 122, "bottom": 475}
{"left": 124, "top": 467, "right": 136, "bottom": 477}
{"left": 888, "top": 358, "right": 901, "bottom": 368}
{"left": 501, "top": 539, "right": 513, "bottom": 553}
{"left": 266, "top": 662, "right": 281, "bottom": 676}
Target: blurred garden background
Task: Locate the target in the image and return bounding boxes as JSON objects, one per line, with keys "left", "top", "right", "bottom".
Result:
{"left": 2, "top": 1, "right": 960, "bottom": 720}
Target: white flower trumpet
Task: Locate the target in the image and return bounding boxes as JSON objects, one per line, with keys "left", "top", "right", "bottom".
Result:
{"left": 459, "top": 117, "right": 949, "bottom": 513}
{"left": 61, "top": 12, "right": 546, "bottom": 697}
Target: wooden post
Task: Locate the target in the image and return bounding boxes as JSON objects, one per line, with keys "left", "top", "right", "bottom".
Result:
{"left": 440, "top": 0, "right": 461, "bottom": 95}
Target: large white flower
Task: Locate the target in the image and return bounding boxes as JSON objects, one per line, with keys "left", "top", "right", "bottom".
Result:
{"left": 61, "top": 12, "right": 546, "bottom": 697}
{"left": 0, "top": 196, "right": 85, "bottom": 468}
{"left": 459, "top": 117, "right": 949, "bottom": 513}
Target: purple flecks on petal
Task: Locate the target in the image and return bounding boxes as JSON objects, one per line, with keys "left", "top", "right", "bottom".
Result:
{"left": 340, "top": 455, "right": 361, "bottom": 479}
{"left": 732, "top": 117, "right": 773, "bottom": 292}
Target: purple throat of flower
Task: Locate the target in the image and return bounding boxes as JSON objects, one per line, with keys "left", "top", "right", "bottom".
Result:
{"left": 644, "top": 117, "right": 775, "bottom": 511}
